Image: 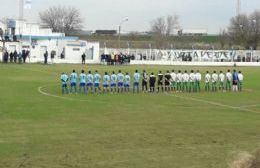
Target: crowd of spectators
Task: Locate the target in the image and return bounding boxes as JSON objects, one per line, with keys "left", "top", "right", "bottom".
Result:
{"left": 100, "top": 53, "right": 134, "bottom": 65}
{"left": 2, "top": 50, "right": 30, "bottom": 64}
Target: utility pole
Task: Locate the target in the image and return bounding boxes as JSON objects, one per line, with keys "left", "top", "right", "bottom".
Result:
{"left": 118, "top": 18, "right": 128, "bottom": 49}
{"left": 236, "top": 0, "right": 241, "bottom": 16}
{"left": 19, "top": 0, "right": 24, "bottom": 20}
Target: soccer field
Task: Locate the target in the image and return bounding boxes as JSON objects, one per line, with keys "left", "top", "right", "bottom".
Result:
{"left": 0, "top": 64, "right": 259, "bottom": 168}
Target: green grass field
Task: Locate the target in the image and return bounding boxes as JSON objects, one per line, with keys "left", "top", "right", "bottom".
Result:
{"left": 0, "top": 64, "right": 260, "bottom": 168}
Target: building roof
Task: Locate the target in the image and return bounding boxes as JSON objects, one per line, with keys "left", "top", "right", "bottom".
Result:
{"left": 17, "top": 35, "right": 79, "bottom": 41}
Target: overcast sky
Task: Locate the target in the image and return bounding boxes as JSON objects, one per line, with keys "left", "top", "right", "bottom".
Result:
{"left": 0, "top": 0, "right": 259, "bottom": 34}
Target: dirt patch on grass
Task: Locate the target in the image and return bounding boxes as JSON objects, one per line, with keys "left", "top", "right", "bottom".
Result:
{"left": 229, "top": 150, "right": 260, "bottom": 168}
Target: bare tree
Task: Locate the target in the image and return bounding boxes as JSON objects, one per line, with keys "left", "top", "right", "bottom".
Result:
{"left": 228, "top": 10, "right": 260, "bottom": 49}
{"left": 39, "top": 6, "right": 83, "bottom": 35}
{"left": 228, "top": 14, "right": 249, "bottom": 48}
{"left": 151, "top": 17, "right": 166, "bottom": 36}
{"left": 150, "top": 17, "right": 166, "bottom": 49}
{"left": 150, "top": 15, "right": 179, "bottom": 48}
{"left": 248, "top": 10, "right": 260, "bottom": 49}
{"left": 219, "top": 29, "right": 228, "bottom": 49}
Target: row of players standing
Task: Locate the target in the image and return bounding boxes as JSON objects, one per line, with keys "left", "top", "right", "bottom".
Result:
{"left": 60, "top": 69, "right": 244, "bottom": 94}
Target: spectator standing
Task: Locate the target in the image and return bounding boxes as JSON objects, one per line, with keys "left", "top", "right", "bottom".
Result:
{"left": 82, "top": 53, "right": 86, "bottom": 64}
{"left": 51, "top": 51, "right": 55, "bottom": 64}
{"left": 10, "top": 52, "right": 14, "bottom": 63}
{"left": 44, "top": 51, "right": 48, "bottom": 64}
{"left": 13, "top": 50, "right": 18, "bottom": 63}
{"left": 22, "top": 50, "right": 26, "bottom": 63}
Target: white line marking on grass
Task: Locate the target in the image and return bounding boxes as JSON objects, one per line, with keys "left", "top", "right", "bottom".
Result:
{"left": 38, "top": 85, "right": 107, "bottom": 104}
{"left": 14, "top": 66, "right": 59, "bottom": 75}
{"left": 243, "top": 89, "right": 254, "bottom": 92}
{"left": 238, "top": 104, "right": 260, "bottom": 108}
{"left": 165, "top": 93, "right": 260, "bottom": 114}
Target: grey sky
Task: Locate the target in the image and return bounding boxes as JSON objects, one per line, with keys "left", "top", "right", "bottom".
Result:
{"left": 0, "top": 0, "right": 259, "bottom": 34}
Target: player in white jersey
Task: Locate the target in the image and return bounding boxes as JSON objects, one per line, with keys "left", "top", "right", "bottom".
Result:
{"left": 170, "top": 70, "right": 177, "bottom": 91}
{"left": 102, "top": 72, "right": 110, "bottom": 93}
{"left": 226, "top": 69, "right": 232, "bottom": 91}
{"left": 94, "top": 70, "right": 101, "bottom": 94}
{"left": 211, "top": 71, "right": 218, "bottom": 92}
{"left": 195, "top": 70, "right": 202, "bottom": 92}
{"left": 218, "top": 71, "right": 225, "bottom": 91}
{"left": 133, "top": 70, "right": 140, "bottom": 93}
{"left": 70, "top": 69, "right": 78, "bottom": 94}
{"left": 176, "top": 70, "right": 182, "bottom": 92}
{"left": 189, "top": 70, "right": 196, "bottom": 92}
{"left": 182, "top": 70, "right": 189, "bottom": 92}
{"left": 124, "top": 72, "right": 131, "bottom": 93}
{"left": 79, "top": 70, "right": 87, "bottom": 94}
{"left": 205, "top": 71, "right": 211, "bottom": 92}
{"left": 110, "top": 71, "right": 117, "bottom": 94}
{"left": 117, "top": 70, "right": 124, "bottom": 93}
{"left": 238, "top": 71, "right": 244, "bottom": 92}
{"left": 86, "top": 71, "right": 94, "bottom": 94}
{"left": 60, "top": 72, "right": 69, "bottom": 94}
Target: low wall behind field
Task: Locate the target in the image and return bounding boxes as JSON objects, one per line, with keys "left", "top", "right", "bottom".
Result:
{"left": 130, "top": 60, "right": 260, "bottom": 67}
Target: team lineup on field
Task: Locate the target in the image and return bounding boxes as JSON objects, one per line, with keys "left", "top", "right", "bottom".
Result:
{"left": 60, "top": 69, "right": 244, "bottom": 94}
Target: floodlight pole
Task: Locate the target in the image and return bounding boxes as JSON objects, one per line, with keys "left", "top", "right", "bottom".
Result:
{"left": 118, "top": 18, "right": 128, "bottom": 49}
{"left": 19, "top": 0, "right": 24, "bottom": 20}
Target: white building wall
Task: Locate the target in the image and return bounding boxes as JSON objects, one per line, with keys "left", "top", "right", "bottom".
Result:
{"left": 63, "top": 41, "right": 100, "bottom": 64}
{"left": 1, "top": 40, "right": 100, "bottom": 64}
{"left": 1, "top": 20, "right": 100, "bottom": 63}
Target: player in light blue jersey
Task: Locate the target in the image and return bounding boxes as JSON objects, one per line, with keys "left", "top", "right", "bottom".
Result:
{"left": 79, "top": 70, "right": 87, "bottom": 94}
{"left": 124, "top": 72, "right": 131, "bottom": 93}
{"left": 133, "top": 70, "right": 140, "bottom": 93}
{"left": 110, "top": 71, "right": 117, "bottom": 93}
{"left": 117, "top": 70, "right": 124, "bottom": 93}
{"left": 94, "top": 70, "right": 101, "bottom": 94}
{"left": 60, "top": 72, "right": 69, "bottom": 94}
{"left": 86, "top": 71, "right": 94, "bottom": 94}
{"left": 70, "top": 69, "right": 78, "bottom": 94}
{"left": 103, "top": 72, "right": 110, "bottom": 93}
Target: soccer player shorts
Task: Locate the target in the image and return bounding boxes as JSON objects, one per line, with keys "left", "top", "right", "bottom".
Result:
{"left": 171, "top": 82, "right": 176, "bottom": 87}
{"left": 165, "top": 81, "right": 170, "bottom": 86}
{"left": 158, "top": 81, "right": 163, "bottom": 86}
{"left": 118, "top": 82, "right": 123, "bottom": 87}
{"left": 233, "top": 81, "right": 238, "bottom": 85}
{"left": 124, "top": 84, "right": 130, "bottom": 88}
{"left": 134, "top": 82, "right": 139, "bottom": 87}
{"left": 111, "top": 83, "right": 116, "bottom": 87}
{"left": 94, "top": 83, "right": 100, "bottom": 87}
{"left": 87, "top": 83, "right": 93, "bottom": 87}
{"left": 62, "top": 83, "right": 67, "bottom": 87}
{"left": 103, "top": 84, "right": 108, "bottom": 88}
{"left": 80, "top": 83, "right": 86, "bottom": 87}
{"left": 70, "top": 82, "right": 76, "bottom": 87}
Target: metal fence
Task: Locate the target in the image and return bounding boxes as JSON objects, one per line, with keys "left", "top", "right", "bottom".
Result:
{"left": 100, "top": 48, "right": 260, "bottom": 62}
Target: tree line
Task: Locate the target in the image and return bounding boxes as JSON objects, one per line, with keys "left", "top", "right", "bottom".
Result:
{"left": 2, "top": 6, "right": 259, "bottom": 50}
{"left": 221, "top": 10, "right": 260, "bottom": 50}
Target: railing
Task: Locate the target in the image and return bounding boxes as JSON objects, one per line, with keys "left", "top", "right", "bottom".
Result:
{"left": 100, "top": 48, "right": 260, "bottom": 62}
